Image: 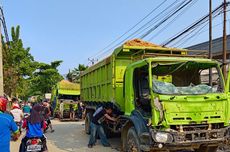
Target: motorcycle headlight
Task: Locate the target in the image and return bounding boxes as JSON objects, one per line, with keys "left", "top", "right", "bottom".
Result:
{"left": 152, "top": 132, "right": 173, "bottom": 143}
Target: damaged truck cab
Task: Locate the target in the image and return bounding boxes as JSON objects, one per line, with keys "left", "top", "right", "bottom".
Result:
{"left": 124, "top": 57, "right": 229, "bottom": 151}
{"left": 81, "top": 39, "right": 230, "bottom": 152}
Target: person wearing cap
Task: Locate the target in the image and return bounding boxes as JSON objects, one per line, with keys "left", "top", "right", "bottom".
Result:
{"left": 0, "top": 97, "right": 19, "bottom": 152}
{"left": 10, "top": 103, "right": 24, "bottom": 133}
{"left": 88, "top": 104, "right": 117, "bottom": 148}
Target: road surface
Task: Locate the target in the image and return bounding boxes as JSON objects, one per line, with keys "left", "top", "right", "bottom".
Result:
{"left": 10, "top": 119, "right": 230, "bottom": 152}
{"left": 10, "top": 119, "right": 120, "bottom": 152}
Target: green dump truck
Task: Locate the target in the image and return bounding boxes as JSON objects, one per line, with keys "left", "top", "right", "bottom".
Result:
{"left": 51, "top": 80, "right": 80, "bottom": 120}
{"left": 80, "top": 39, "right": 230, "bottom": 152}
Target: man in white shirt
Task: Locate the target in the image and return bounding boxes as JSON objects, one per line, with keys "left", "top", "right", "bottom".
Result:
{"left": 11, "top": 104, "right": 24, "bottom": 122}
{"left": 10, "top": 104, "right": 23, "bottom": 133}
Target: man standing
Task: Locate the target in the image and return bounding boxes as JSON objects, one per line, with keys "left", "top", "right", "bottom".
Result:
{"left": 0, "top": 97, "right": 19, "bottom": 152}
{"left": 88, "top": 104, "right": 117, "bottom": 148}
{"left": 69, "top": 101, "right": 75, "bottom": 121}
{"left": 42, "top": 100, "right": 54, "bottom": 133}
{"left": 10, "top": 104, "right": 24, "bottom": 133}
{"left": 59, "top": 100, "right": 64, "bottom": 119}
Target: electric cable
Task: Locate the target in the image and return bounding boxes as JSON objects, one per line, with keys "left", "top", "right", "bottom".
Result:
{"left": 162, "top": 2, "right": 230, "bottom": 46}
{"left": 95, "top": 0, "right": 193, "bottom": 60}
{"left": 87, "top": 0, "right": 168, "bottom": 60}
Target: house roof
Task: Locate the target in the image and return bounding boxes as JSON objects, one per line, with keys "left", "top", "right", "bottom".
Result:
{"left": 186, "top": 35, "right": 230, "bottom": 56}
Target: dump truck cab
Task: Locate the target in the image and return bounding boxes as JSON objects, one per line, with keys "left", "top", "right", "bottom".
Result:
{"left": 123, "top": 56, "right": 229, "bottom": 151}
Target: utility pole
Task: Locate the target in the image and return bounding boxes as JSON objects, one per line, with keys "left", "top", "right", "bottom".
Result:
{"left": 0, "top": 13, "right": 3, "bottom": 96}
{"left": 88, "top": 58, "right": 98, "bottom": 65}
{"left": 0, "top": 7, "right": 10, "bottom": 97}
{"left": 223, "top": 0, "right": 227, "bottom": 81}
{"left": 209, "top": 0, "right": 213, "bottom": 85}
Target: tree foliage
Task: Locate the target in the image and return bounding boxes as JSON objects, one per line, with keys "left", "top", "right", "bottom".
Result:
{"left": 29, "top": 61, "right": 63, "bottom": 96}
{"left": 66, "top": 64, "right": 88, "bottom": 83}
{"left": 3, "top": 26, "right": 36, "bottom": 97}
{"left": 2, "top": 25, "right": 63, "bottom": 99}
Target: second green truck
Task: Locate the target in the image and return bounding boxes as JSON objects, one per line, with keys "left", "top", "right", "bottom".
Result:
{"left": 80, "top": 39, "right": 230, "bottom": 152}
{"left": 51, "top": 80, "right": 80, "bottom": 120}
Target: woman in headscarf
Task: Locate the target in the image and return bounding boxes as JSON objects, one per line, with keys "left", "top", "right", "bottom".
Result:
{"left": 19, "top": 104, "right": 48, "bottom": 152}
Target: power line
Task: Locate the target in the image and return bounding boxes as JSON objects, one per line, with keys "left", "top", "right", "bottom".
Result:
{"left": 88, "top": 0, "right": 168, "bottom": 60}
{"left": 148, "top": 0, "right": 198, "bottom": 41}
{"left": 162, "top": 2, "right": 230, "bottom": 46}
{"left": 92, "top": 0, "right": 184, "bottom": 60}
{"left": 174, "top": 12, "right": 225, "bottom": 48}
{"left": 95, "top": 0, "right": 193, "bottom": 60}
{"left": 140, "top": 0, "right": 193, "bottom": 39}
{"left": 0, "top": 7, "right": 9, "bottom": 43}
{"left": 123, "top": 0, "right": 184, "bottom": 41}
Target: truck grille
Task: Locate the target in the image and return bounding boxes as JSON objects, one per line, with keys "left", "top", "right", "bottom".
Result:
{"left": 172, "top": 128, "right": 227, "bottom": 143}
{"left": 171, "top": 123, "right": 224, "bottom": 131}
{"left": 170, "top": 124, "right": 228, "bottom": 143}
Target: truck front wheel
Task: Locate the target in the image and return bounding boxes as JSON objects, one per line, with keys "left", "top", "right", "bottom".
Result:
{"left": 195, "top": 145, "right": 218, "bottom": 152}
{"left": 85, "top": 112, "right": 92, "bottom": 134}
{"left": 126, "top": 127, "right": 142, "bottom": 152}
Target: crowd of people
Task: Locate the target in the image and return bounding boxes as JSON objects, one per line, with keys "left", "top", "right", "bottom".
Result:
{"left": 0, "top": 95, "right": 118, "bottom": 152}
{"left": 0, "top": 96, "right": 54, "bottom": 152}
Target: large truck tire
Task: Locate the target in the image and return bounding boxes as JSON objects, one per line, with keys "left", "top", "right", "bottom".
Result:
{"left": 195, "top": 145, "right": 218, "bottom": 152}
{"left": 85, "top": 112, "right": 93, "bottom": 134}
{"left": 126, "top": 127, "right": 142, "bottom": 152}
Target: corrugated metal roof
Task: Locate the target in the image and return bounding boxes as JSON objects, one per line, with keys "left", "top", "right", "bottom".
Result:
{"left": 186, "top": 35, "right": 230, "bottom": 56}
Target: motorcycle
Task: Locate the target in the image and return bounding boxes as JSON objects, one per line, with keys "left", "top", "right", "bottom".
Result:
{"left": 25, "top": 137, "right": 43, "bottom": 152}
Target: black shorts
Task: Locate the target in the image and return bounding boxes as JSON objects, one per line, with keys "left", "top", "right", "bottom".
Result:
{"left": 46, "top": 119, "right": 51, "bottom": 125}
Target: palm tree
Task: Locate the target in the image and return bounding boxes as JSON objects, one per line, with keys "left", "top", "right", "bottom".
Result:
{"left": 66, "top": 64, "right": 88, "bottom": 83}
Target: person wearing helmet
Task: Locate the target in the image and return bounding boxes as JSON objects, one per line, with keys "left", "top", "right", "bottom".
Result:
{"left": 0, "top": 97, "right": 19, "bottom": 152}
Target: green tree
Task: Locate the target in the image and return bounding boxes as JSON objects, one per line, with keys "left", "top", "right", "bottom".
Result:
{"left": 29, "top": 61, "right": 63, "bottom": 96}
{"left": 2, "top": 25, "right": 63, "bottom": 99}
{"left": 3, "top": 26, "right": 36, "bottom": 97}
{"left": 66, "top": 64, "right": 88, "bottom": 83}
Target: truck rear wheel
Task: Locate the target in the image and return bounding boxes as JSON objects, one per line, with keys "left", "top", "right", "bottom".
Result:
{"left": 85, "top": 112, "right": 92, "bottom": 134}
{"left": 126, "top": 127, "right": 142, "bottom": 152}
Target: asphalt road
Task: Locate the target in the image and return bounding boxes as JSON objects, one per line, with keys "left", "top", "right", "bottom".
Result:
{"left": 10, "top": 119, "right": 230, "bottom": 152}
{"left": 10, "top": 119, "right": 120, "bottom": 152}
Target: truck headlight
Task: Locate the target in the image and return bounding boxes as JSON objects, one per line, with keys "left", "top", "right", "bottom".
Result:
{"left": 152, "top": 132, "right": 173, "bottom": 143}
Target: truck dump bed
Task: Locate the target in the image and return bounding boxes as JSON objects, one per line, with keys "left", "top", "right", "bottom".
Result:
{"left": 80, "top": 39, "right": 207, "bottom": 112}
{"left": 57, "top": 80, "right": 80, "bottom": 95}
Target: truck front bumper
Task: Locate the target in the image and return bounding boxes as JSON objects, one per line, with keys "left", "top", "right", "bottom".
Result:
{"left": 140, "top": 127, "right": 230, "bottom": 151}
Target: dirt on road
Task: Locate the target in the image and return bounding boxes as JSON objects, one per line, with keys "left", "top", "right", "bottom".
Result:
{"left": 10, "top": 119, "right": 120, "bottom": 152}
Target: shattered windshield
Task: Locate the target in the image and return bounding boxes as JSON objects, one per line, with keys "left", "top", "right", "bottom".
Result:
{"left": 151, "top": 61, "right": 223, "bottom": 95}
